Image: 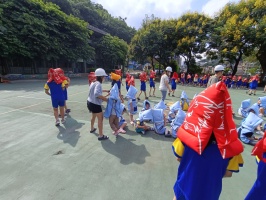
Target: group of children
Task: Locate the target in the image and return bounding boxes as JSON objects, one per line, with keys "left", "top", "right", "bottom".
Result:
{"left": 44, "top": 68, "right": 70, "bottom": 126}
{"left": 237, "top": 96, "right": 266, "bottom": 146}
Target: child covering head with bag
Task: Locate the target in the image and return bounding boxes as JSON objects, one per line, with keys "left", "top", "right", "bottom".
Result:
{"left": 44, "top": 68, "right": 66, "bottom": 126}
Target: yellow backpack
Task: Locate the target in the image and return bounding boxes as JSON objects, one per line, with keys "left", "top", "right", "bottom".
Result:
{"left": 181, "top": 100, "right": 189, "bottom": 111}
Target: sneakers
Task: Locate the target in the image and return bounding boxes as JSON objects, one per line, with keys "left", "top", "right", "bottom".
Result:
{"left": 65, "top": 109, "right": 71, "bottom": 114}
{"left": 55, "top": 119, "right": 60, "bottom": 126}
{"left": 118, "top": 128, "right": 126, "bottom": 134}
{"left": 61, "top": 119, "right": 66, "bottom": 124}
{"left": 141, "top": 130, "right": 145, "bottom": 135}
{"left": 149, "top": 127, "right": 155, "bottom": 131}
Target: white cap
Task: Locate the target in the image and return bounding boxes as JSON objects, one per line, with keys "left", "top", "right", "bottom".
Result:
{"left": 95, "top": 68, "right": 107, "bottom": 76}
{"left": 166, "top": 66, "right": 172, "bottom": 72}
{"left": 214, "top": 65, "right": 224, "bottom": 72}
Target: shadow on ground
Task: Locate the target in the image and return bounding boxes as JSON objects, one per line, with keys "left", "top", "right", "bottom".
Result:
{"left": 101, "top": 135, "right": 151, "bottom": 165}
{"left": 56, "top": 115, "right": 85, "bottom": 147}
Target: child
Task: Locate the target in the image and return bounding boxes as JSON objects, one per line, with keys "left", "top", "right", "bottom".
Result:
{"left": 126, "top": 85, "right": 138, "bottom": 125}
{"left": 170, "top": 72, "right": 178, "bottom": 97}
{"left": 236, "top": 76, "right": 242, "bottom": 89}
{"left": 118, "top": 104, "right": 127, "bottom": 133}
{"left": 137, "top": 70, "right": 148, "bottom": 100}
{"left": 247, "top": 75, "right": 259, "bottom": 95}
{"left": 56, "top": 68, "right": 71, "bottom": 114}
{"left": 238, "top": 99, "right": 251, "bottom": 118}
{"left": 180, "top": 91, "right": 189, "bottom": 111}
{"left": 172, "top": 81, "right": 244, "bottom": 200}
{"left": 104, "top": 83, "right": 121, "bottom": 136}
{"left": 167, "top": 100, "right": 181, "bottom": 123}
{"left": 142, "top": 99, "right": 151, "bottom": 111}
{"left": 149, "top": 69, "right": 156, "bottom": 97}
{"left": 44, "top": 68, "right": 66, "bottom": 126}
{"left": 238, "top": 108, "right": 263, "bottom": 146}
{"left": 245, "top": 133, "right": 266, "bottom": 199}
{"left": 187, "top": 73, "right": 192, "bottom": 85}
{"left": 180, "top": 72, "right": 185, "bottom": 86}
{"left": 154, "top": 100, "right": 167, "bottom": 110}
{"left": 193, "top": 74, "right": 199, "bottom": 86}
{"left": 171, "top": 108, "right": 186, "bottom": 138}
{"left": 125, "top": 71, "right": 131, "bottom": 91}
{"left": 135, "top": 117, "right": 154, "bottom": 135}
{"left": 231, "top": 75, "right": 237, "bottom": 89}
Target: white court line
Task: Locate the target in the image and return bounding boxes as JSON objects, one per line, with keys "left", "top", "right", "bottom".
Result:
{"left": 0, "top": 91, "right": 88, "bottom": 115}
{"left": 17, "top": 96, "right": 85, "bottom": 104}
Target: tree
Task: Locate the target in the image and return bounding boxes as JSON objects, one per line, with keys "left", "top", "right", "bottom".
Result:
{"left": 208, "top": 1, "right": 256, "bottom": 76}
{"left": 130, "top": 17, "right": 178, "bottom": 71}
{"left": 174, "top": 12, "right": 212, "bottom": 73}
{"left": 95, "top": 34, "right": 128, "bottom": 71}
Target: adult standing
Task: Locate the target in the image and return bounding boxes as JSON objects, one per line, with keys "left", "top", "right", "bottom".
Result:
{"left": 87, "top": 68, "right": 109, "bottom": 141}
{"left": 159, "top": 66, "right": 172, "bottom": 101}
{"left": 207, "top": 65, "right": 224, "bottom": 87}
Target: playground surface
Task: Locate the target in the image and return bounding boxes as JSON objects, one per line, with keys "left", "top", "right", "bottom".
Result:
{"left": 0, "top": 78, "right": 262, "bottom": 200}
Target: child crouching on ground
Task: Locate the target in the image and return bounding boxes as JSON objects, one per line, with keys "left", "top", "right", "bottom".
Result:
{"left": 171, "top": 109, "right": 186, "bottom": 138}
{"left": 238, "top": 99, "right": 251, "bottom": 118}
{"left": 135, "top": 118, "right": 154, "bottom": 135}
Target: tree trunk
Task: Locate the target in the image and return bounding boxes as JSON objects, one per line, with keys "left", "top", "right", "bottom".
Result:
{"left": 232, "top": 51, "right": 242, "bottom": 76}
{"left": 256, "top": 46, "right": 266, "bottom": 84}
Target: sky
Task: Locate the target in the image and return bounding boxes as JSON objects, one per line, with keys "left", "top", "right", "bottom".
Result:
{"left": 92, "top": 0, "right": 240, "bottom": 29}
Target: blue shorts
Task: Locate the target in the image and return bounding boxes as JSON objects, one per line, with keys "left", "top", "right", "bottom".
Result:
{"left": 171, "top": 79, "right": 176, "bottom": 90}
{"left": 140, "top": 81, "right": 146, "bottom": 91}
{"left": 52, "top": 99, "right": 65, "bottom": 108}
{"left": 150, "top": 78, "right": 155, "bottom": 88}
{"left": 63, "top": 89, "right": 68, "bottom": 100}
{"left": 119, "top": 119, "right": 126, "bottom": 127}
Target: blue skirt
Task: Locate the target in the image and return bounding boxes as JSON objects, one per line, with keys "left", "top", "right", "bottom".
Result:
{"left": 174, "top": 143, "right": 229, "bottom": 200}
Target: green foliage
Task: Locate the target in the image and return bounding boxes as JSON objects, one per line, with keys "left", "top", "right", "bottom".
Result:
{"left": 0, "top": 0, "right": 94, "bottom": 72}
{"left": 95, "top": 34, "right": 128, "bottom": 69}
{"left": 130, "top": 17, "right": 178, "bottom": 68}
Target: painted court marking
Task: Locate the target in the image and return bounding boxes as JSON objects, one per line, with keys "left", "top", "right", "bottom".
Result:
{"left": 0, "top": 91, "right": 88, "bottom": 115}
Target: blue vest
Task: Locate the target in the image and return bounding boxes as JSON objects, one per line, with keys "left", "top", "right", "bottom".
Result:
{"left": 152, "top": 109, "right": 165, "bottom": 135}
{"left": 241, "top": 112, "right": 263, "bottom": 134}
{"left": 154, "top": 100, "right": 167, "bottom": 110}
{"left": 171, "top": 109, "right": 186, "bottom": 138}
{"left": 238, "top": 99, "right": 251, "bottom": 118}
{"left": 104, "top": 83, "right": 121, "bottom": 118}
{"left": 168, "top": 101, "right": 181, "bottom": 122}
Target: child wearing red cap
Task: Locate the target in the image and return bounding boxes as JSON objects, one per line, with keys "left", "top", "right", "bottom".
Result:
{"left": 44, "top": 68, "right": 66, "bottom": 126}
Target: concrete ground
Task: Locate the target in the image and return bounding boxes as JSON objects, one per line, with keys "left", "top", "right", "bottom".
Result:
{"left": 0, "top": 78, "right": 262, "bottom": 200}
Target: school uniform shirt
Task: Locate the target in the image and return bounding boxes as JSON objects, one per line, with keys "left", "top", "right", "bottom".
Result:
{"left": 159, "top": 74, "right": 169, "bottom": 91}
{"left": 87, "top": 81, "right": 103, "bottom": 105}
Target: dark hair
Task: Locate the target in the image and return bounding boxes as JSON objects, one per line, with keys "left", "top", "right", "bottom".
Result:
{"left": 96, "top": 76, "right": 103, "bottom": 83}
